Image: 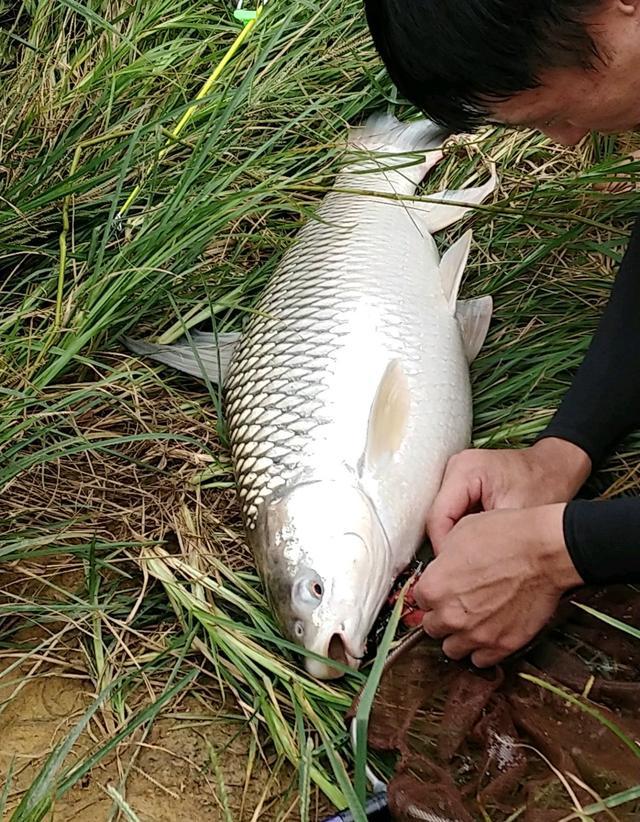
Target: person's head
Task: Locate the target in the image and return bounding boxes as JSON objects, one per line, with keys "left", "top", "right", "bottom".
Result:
{"left": 365, "top": 0, "right": 640, "bottom": 145}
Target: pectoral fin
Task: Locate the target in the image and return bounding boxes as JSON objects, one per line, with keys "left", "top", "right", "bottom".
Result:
{"left": 124, "top": 330, "right": 240, "bottom": 385}
{"left": 362, "top": 359, "right": 411, "bottom": 473}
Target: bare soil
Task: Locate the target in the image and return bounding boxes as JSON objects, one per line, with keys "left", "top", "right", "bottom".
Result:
{"left": 0, "top": 660, "right": 299, "bottom": 821}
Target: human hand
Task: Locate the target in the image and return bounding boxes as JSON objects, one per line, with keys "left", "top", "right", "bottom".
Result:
{"left": 415, "top": 504, "right": 584, "bottom": 668}
{"left": 427, "top": 437, "right": 591, "bottom": 552}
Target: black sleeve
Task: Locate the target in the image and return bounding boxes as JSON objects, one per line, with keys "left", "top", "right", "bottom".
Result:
{"left": 538, "top": 215, "right": 640, "bottom": 466}
{"left": 536, "top": 216, "right": 640, "bottom": 585}
{"left": 564, "top": 498, "right": 640, "bottom": 584}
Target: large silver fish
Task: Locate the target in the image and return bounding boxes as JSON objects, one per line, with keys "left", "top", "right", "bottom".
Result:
{"left": 127, "top": 114, "right": 497, "bottom": 679}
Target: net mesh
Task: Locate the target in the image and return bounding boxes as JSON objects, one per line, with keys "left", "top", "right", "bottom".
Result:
{"left": 352, "top": 585, "right": 640, "bottom": 821}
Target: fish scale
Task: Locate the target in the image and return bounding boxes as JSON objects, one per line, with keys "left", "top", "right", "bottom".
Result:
{"left": 126, "top": 114, "right": 497, "bottom": 679}
{"left": 224, "top": 198, "right": 401, "bottom": 529}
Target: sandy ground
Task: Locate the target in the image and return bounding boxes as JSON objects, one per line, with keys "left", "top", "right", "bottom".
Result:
{"left": 0, "top": 663, "right": 301, "bottom": 821}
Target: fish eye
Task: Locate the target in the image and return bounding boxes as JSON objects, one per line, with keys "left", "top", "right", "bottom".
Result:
{"left": 294, "top": 621, "right": 304, "bottom": 638}
{"left": 310, "top": 581, "right": 323, "bottom": 599}
{"left": 292, "top": 574, "right": 324, "bottom": 610}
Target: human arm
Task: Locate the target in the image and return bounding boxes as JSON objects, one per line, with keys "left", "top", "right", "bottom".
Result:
{"left": 537, "top": 215, "right": 640, "bottom": 468}
{"left": 428, "top": 215, "right": 640, "bottom": 562}
{"left": 416, "top": 217, "right": 640, "bottom": 665}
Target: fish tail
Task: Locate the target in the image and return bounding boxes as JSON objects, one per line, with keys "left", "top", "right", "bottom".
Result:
{"left": 349, "top": 113, "right": 444, "bottom": 153}
{"left": 346, "top": 112, "right": 446, "bottom": 186}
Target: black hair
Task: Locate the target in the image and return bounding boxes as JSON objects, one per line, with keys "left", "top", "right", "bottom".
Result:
{"left": 364, "top": 0, "right": 603, "bottom": 132}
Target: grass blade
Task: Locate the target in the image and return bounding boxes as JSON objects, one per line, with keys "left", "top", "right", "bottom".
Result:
{"left": 573, "top": 602, "right": 640, "bottom": 640}
{"left": 353, "top": 593, "right": 404, "bottom": 805}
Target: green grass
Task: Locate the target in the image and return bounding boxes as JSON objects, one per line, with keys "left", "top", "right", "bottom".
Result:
{"left": 2, "top": 1, "right": 640, "bottom": 820}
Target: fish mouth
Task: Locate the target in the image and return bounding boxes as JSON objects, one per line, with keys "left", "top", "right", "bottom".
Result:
{"left": 304, "top": 632, "right": 363, "bottom": 680}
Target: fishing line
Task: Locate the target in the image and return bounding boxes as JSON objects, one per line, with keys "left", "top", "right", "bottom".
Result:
{"left": 116, "top": 0, "right": 269, "bottom": 223}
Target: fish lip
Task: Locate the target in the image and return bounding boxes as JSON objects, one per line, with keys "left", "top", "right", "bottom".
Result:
{"left": 304, "top": 657, "right": 346, "bottom": 680}
{"left": 332, "top": 631, "right": 364, "bottom": 663}
{"left": 302, "top": 631, "right": 365, "bottom": 679}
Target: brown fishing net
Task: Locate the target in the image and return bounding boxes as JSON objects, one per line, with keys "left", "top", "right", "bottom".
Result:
{"left": 352, "top": 585, "right": 640, "bottom": 821}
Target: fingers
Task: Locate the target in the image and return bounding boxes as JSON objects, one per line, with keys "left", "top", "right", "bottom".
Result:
{"left": 422, "top": 607, "right": 478, "bottom": 660}
{"left": 417, "top": 563, "right": 521, "bottom": 667}
{"left": 426, "top": 452, "right": 483, "bottom": 552}
{"left": 471, "top": 648, "right": 508, "bottom": 668}
{"left": 423, "top": 608, "right": 520, "bottom": 666}
{"left": 413, "top": 561, "right": 445, "bottom": 613}
{"left": 426, "top": 622, "right": 510, "bottom": 665}
{"left": 442, "top": 634, "right": 477, "bottom": 661}
{"left": 443, "top": 634, "right": 514, "bottom": 666}
{"left": 421, "top": 610, "right": 455, "bottom": 639}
